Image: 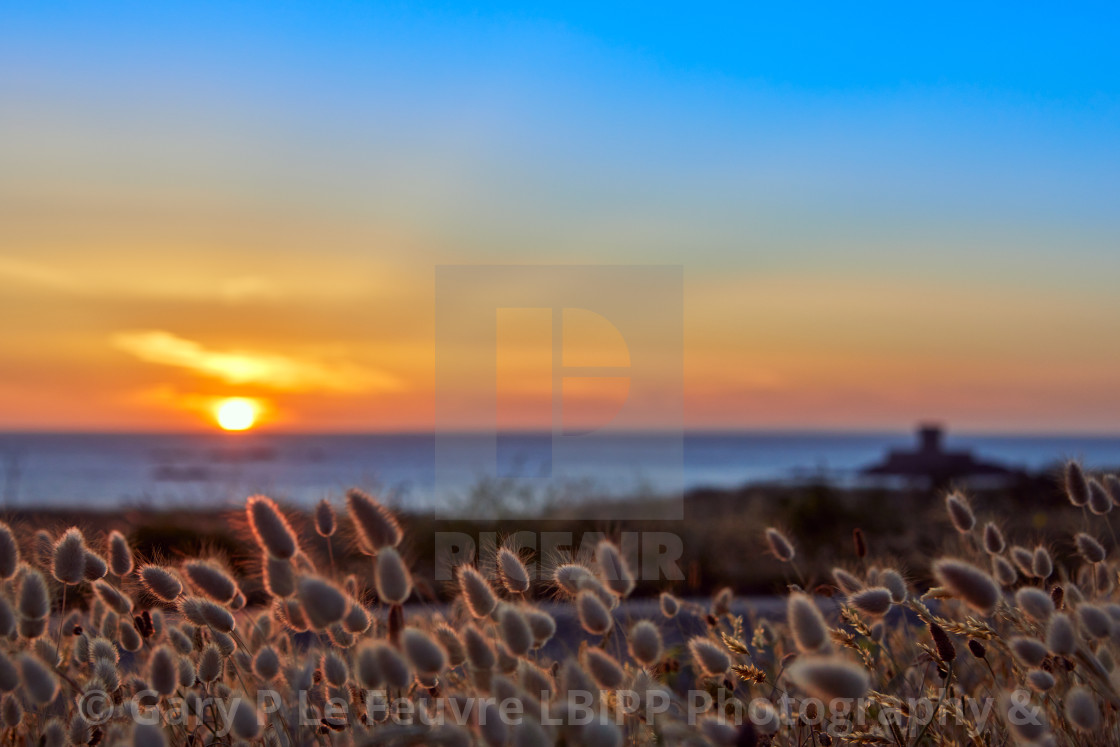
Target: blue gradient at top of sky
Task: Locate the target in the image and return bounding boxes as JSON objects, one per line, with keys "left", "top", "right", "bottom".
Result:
{"left": 7, "top": 2, "right": 1119, "bottom": 96}
{"left": 3, "top": 2, "right": 1120, "bottom": 430}
{"left": 6, "top": 2, "right": 1118, "bottom": 249}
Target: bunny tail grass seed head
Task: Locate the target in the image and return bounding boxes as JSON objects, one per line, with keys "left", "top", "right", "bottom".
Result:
{"left": 190, "top": 598, "right": 236, "bottom": 634}
{"left": 175, "top": 655, "right": 195, "bottom": 687}
{"left": 1046, "top": 612, "right": 1076, "bottom": 655}
{"left": 1066, "top": 461, "right": 1090, "bottom": 506}
{"left": 197, "top": 645, "right": 223, "bottom": 683}
{"left": 1, "top": 695, "right": 22, "bottom": 729}
{"left": 595, "top": 540, "right": 635, "bottom": 598}
{"left": 373, "top": 642, "right": 412, "bottom": 689}
{"left": 149, "top": 646, "right": 177, "bottom": 696}
{"left": 343, "top": 602, "right": 371, "bottom": 633}
{"left": 788, "top": 592, "right": 830, "bottom": 653}
{"left": 628, "top": 620, "right": 663, "bottom": 666}
{"left": 296, "top": 577, "right": 348, "bottom": 629}
{"left": 699, "top": 718, "right": 739, "bottom": 745}
{"left": 275, "top": 598, "right": 309, "bottom": 632}
{"left": 880, "top": 569, "right": 908, "bottom": 603}
{"left": 314, "top": 498, "right": 336, "bottom": 537}
{"left": 1065, "top": 686, "right": 1100, "bottom": 732}
{"left": 52, "top": 527, "right": 87, "bottom": 585}
{"left": 435, "top": 626, "right": 466, "bottom": 666}
{"left": 374, "top": 546, "right": 412, "bottom": 605}
{"left": 1032, "top": 546, "right": 1053, "bottom": 579}
{"left": 322, "top": 649, "right": 347, "bottom": 685}
{"left": 850, "top": 587, "right": 893, "bottom": 616}
{"left": 108, "top": 530, "right": 133, "bottom": 577}
{"left": 182, "top": 560, "right": 237, "bottom": 603}
{"left": 832, "top": 568, "right": 863, "bottom": 595}
{"left": 83, "top": 551, "right": 107, "bottom": 581}
{"left": 712, "top": 586, "right": 733, "bottom": 616}
{"left": 90, "top": 636, "right": 118, "bottom": 664}
{"left": 1077, "top": 604, "right": 1111, "bottom": 639}
{"left": 498, "top": 605, "right": 533, "bottom": 657}
{"left": 932, "top": 558, "right": 999, "bottom": 615}
{"left": 1009, "top": 637, "right": 1048, "bottom": 667}
{"left": 525, "top": 609, "right": 556, "bottom": 648}
{"left": 750, "top": 700, "right": 781, "bottom": 735}
{"left": 230, "top": 696, "right": 261, "bottom": 740}
{"left": 346, "top": 488, "right": 402, "bottom": 554}
{"left": 577, "top": 589, "right": 614, "bottom": 636}
{"left": 580, "top": 721, "right": 623, "bottom": 747}
{"left": 1075, "top": 532, "right": 1106, "bottom": 564}
{"left": 253, "top": 646, "right": 280, "bottom": 681}
{"left": 402, "top": 628, "right": 447, "bottom": 675}
{"left": 553, "top": 563, "right": 592, "bottom": 595}
{"left": 786, "top": 656, "right": 870, "bottom": 702}
{"left": 140, "top": 566, "right": 183, "bottom": 603}
{"left": 584, "top": 648, "right": 625, "bottom": 689}
{"left": 42, "top": 719, "right": 65, "bottom": 747}
{"left": 982, "top": 522, "right": 1006, "bottom": 554}
{"left": 1027, "top": 669, "right": 1055, "bottom": 691}
{"left": 660, "top": 591, "right": 680, "bottom": 618}
{"left": 19, "top": 653, "right": 59, "bottom": 704}
{"left": 246, "top": 494, "right": 298, "bottom": 559}
{"left": 18, "top": 616, "right": 45, "bottom": 642}
{"left": 1015, "top": 587, "right": 1055, "bottom": 622}
{"left": 1010, "top": 545, "right": 1035, "bottom": 577}
{"left": 133, "top": 722, "right": 168, "bottom": 747}
{"left": 0, "top": 658, "right": 15, "bottom": 695}
{"left": 984, "top": 555, "right": 1012, "bottom": 587}
{"left": 1003, "top": 692, "right": 1049, "bottom": 743}
{"left": 458, "top": 565, "right": 497, "bottom": 619}
{"left": 0, "top": 599, "right": 13, "bottom": 639}
{"left": 1088, "top": 479, "right": 1114, "bottom": 515}
{"left": 0, "top": 523, "right": 18, "bottom": 580}
{"left": 263, "top": 555, "right": 295, "bottom": 598}
{"left": 352, "top": 644, "right": 383, "bottom": 691}
{"left": 764, "top": 528, "right": 795, "bottom": 562}
{"left": 945, "top": 493, "right": 975, "bottom": 533}
{"left": 93, "top": 582, "right": 132, "bottom": 618}
{"left": 119, "top": 622, "right": 142, "bottom": 652}
{"left": 463, "top": 623, "right": 495, "bottom": 671}
{"left": 18, "top": 567, "right": 50, "bottom": 622}
{"left": 688, "top": 637, "right": 731, "bottom": 677}
{"left": 497, "top": 548, "right": 531, "bottom": 593}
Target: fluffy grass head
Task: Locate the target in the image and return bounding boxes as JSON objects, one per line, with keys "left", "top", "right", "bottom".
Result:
{"left": 346, "top": 488, "right": 402, "bottom": 554}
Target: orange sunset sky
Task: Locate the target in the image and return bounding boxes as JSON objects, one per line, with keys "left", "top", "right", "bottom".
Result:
{"left": 3, "top": 4, "right": 1120, "bottom": 433}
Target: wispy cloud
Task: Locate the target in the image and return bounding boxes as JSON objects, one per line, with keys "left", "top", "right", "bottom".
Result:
{"left": 0, "top": 256, "right": 289, "bottom": 303}
{"left": 0, "top": 257, "right": 79, "bottom": 291}
{"left": 112, "top": 330, "right": 400, "bottom": 392}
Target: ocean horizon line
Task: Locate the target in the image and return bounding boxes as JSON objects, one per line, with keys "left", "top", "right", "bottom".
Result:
{"left": 1, "top": 427, "right": 1120, "bottom": 440}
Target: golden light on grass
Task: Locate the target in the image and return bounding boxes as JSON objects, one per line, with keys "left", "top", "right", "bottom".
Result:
{"left": 215, "top": 397, "right": 259, "bottom": 431}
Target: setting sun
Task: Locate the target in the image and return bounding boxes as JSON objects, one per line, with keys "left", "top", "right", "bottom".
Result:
{"left": 215, "top": 397, "right": 259, "bottom": 431}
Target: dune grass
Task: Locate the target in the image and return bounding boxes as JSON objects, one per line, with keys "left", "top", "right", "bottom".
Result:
{"left": 0, "top": 465, "right": 1116, "bottom": 744}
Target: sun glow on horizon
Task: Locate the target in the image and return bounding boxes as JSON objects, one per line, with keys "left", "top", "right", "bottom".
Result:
{"left": 215, "top": 397, "right": 259, "bottom": 431}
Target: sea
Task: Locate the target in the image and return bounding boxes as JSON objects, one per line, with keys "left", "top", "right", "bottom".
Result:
{"left": 0, "top": 431, "right": 1117, "bottom": 512}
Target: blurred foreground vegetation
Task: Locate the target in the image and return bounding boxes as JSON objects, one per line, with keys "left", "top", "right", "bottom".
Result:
{"left": 3, "top": 472, "right": 1082, "bottom": 603}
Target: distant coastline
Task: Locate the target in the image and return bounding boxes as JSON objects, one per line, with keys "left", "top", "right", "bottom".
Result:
{"left": 0, "top": 430, "right": 1117, "bottom": 510}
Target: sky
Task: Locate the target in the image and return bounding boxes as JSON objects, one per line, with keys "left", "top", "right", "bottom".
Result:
{"left": 2, "top": 2, "right": 1120, "bottom": 432}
